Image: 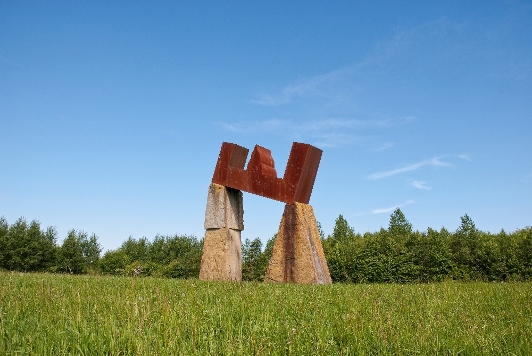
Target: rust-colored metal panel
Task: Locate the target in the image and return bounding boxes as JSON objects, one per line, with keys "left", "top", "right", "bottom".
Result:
{"left": 247, "top": 145, "right": 283, "bottom": 201}
{"left": 212, "top": 142, "right": 249, "bottom": 191}
{"left": 293, "top": 144, "right": 322, "bottom": 204}
{"left": 211, "top": 141, "right": 322, "bottom": 204}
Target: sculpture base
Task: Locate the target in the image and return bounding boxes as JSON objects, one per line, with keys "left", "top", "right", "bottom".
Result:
{"left": 199, "top": 228, "right": 242, "bottom": 282}
{"left": 199, "top": 183, "right": 243, "bottom": 282}
{"left": 265, "top": 203, "right": 332, "bottom": 284}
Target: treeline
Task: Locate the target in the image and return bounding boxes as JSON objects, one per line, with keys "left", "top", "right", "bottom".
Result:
{"left": 1, "top": 211, "right": 531, "bottom": 283}
{"left": 0, "top": 215, "right": 273, "bottom": 280}
{"left": 0, "top": 217, "right": 101, "bottom": 274}
{"left": 98, "top": 234, "right": 273, "bottom": 280}
{"left": 98, "top": 235, "right": 202, "bottom": 278}
{"left": 0, "top": 216, "right": 203, "bottom": 278}
{"left": 322, "top": 210, "right": 532, "bottom": 283}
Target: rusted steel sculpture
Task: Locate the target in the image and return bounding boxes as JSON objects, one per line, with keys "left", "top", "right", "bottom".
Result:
{"left": 212, "top": 142, "right": 322, "bottom": 204}
{"left": 200, "top": 141, "right": 331, "bottom": 284}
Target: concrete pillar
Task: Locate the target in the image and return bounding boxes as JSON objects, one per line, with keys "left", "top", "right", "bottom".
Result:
{"left": 265, "top": 202, "right": 332, "bottom": 284}
{"left": 199, "top": 183, "right": 243, "bottom": 281}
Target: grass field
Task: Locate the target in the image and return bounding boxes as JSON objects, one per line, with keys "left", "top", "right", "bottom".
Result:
{"left": 0, "top": 273, "right": 531, "bottom": 355}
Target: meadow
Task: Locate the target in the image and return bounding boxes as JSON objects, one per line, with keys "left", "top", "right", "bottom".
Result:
{"left": 0, "top": 273, "right": 531, "bottom": 355}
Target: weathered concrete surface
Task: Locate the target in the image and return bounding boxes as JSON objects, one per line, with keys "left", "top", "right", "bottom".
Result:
{"left": 204, "top": 183, "right": 244, "bottom": 230}
{"left": 199, "top": 228, "right": 242, "bottom": 281}
{"left": 265, "top": 203, "right": 332, "bottom": 284}
{"left": 199, "top": 183, "right": 243, "bottom": 281}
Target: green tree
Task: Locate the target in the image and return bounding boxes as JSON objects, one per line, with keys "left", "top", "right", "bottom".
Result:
{"left": 148, "top": 234, "right": 203, "bottom": 278}
{"left": 414, "top": 228, "right": 453, "bottom": 282}
{"left": 242, "top": 238, "right": 264, "bottom": 281}
{"left": 361, "top": 228, "right": 396, "bottom": 283}
{"left": 257, "top": 234, "right": 277, "bottom": 282}
{"left": 4, "top": 218, "right": 29, "bottom": 271}
{"left": 120, "top": 236, "right": 150, "bottom": 262}
{"left": 451, "top": 214, "right": 482, "bottom": 279}
{"left": 81, "top": 233, "right": 102, "bottom": 270}
{"left": 388, "top": 208, "right": 412, "bottom": 239}
{"left": 386, "top": 209, "right": 417, "bottom": 282}
{"left": 331, "top": 215, "right": 354, "bottom": 242}
{"left": 38, "top": 225, "right": 58, "bottom": 270}
{"left": 323, "top": 215, "right": 356, "bottom": 282}
{"left": 57, "top": 230, "right": 100, "bottom": 274}
{"left": 495, "top": 229, "right": 521, "bottom": 280}
{"left": 317, "top": 221, "right": 325, "bottom": 240}
{"left": 148, "top": 235, "right": 167, "bottom": 265}
{"left": 98, "top": 249, "right": 130, "bottom": 275}
{"left": 518, "top": 227, "right": 532, "bottom": 278}
{"left": 0, "top": 217, "right": 9, "bottom": 269}
{"left": 58, "top": 230, "right": 86, "bottom": 274}
{"left": 263, "top": 234, "right": 276, "bottom": 266}
{"left": 1, "top": 218, "right": 57, "bottom": 272}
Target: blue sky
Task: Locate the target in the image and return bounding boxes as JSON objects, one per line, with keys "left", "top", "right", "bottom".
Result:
{"left": 1, "top": 1, "right": 531, "bottom": 251}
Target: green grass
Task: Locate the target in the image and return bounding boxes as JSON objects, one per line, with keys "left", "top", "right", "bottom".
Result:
{"left": 0, "top": 273, "right": 531, "bottom": 355}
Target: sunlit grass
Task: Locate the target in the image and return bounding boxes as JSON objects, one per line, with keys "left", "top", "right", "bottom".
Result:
{"left": 0, "top": 272, "right": 530, "bottom": 355}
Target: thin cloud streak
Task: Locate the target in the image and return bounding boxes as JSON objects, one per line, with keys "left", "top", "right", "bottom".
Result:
{"left": 220, "top": 118, "right": 390, "bottom": 133}
{"left": 0, "top": 56, "right": 33, "bottom": 71}
{"left": 523, "top": 172, "right": 532, "bottom": 183}
{"left": 251, "top": 68, "right": 353, "bottom": 106}
{"left": 219, "top": 118, "right": 383, "bottom": 148}
{"left": 250, "top": 19, "right": 469, "bottom": 107}
{"left": 367, "top": 157, "right": 452, "bottom": 180}
{"left": 371, "top": 199, "right": 414, "bottom": 214}
{"left": 458, "top": 154, "right": 472, "bottom": 161}
{"left": 412, "top": 180, "right": 431, "bottom": 190}
{"left": 251, "top": 14, "right": 530, "bottom": 114}
{"left": 218, "top": 116, "right": 414, "bottom": 147}
{"left": 372, "top": 142, "right": 394, "bottom": 151}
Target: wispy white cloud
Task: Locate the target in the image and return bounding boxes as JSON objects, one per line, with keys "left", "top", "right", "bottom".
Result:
{"left": 220, "top": 118, "right": 287, "bottom": 133}
{"left": 367, "top": 156, "right": 452, "bottom": 180}
{"left": 218, "top": 118, "right": 362, "bottom": 147}
{"left": 251, "top": 11, "right": 530, "bottom": 111}
{"left": 243, "top": 20, "right": 470, "bottom": 148}
{"left": 250, "top": 24, "right": 419, "bottom": 107}
{"left": 0, "top": 56, "right": 33, "bottom": 70}
{"left": 312, "top": 132, "right": 353, "bottom": 148}
{"left": 251, "top": 68, "right": 354, "bottom": 106}
{"left": 218, "top": 117, "right": 412, "bottom": 148}
{"left": 220, "top": 118, "right": 394, "bottom": 133}
{"left": 371, "top": 199, "right": 414, "bottom": 214}
{"left": 372, "top": 142, "right": 394, "bottom": 151}
{"left": 249, "top": 18, "right": 466, "bottom": 108}
{"left": 412, "top": 180, "right": 431, "bottom": 190}
{"left": 458, "top": 154, "right": 472, "bottom": 161}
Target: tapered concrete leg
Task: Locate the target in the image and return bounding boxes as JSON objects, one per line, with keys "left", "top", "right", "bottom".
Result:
{"left": 199, "top": 183, "right": 243, "bottom": 281}
{"left": 265, "top": 203, "right": 332, "bottom": 284}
